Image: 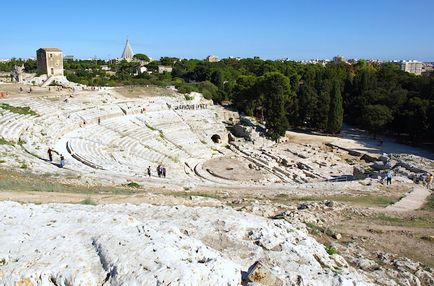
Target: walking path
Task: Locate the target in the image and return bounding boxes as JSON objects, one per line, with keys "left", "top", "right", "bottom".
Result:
{"left": 386, "top": 185, "right": 431, "bottom": 212}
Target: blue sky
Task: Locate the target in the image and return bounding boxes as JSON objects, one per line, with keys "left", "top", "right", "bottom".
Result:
{"left": 1, "top": 0, "right": 433, "bottom": 60}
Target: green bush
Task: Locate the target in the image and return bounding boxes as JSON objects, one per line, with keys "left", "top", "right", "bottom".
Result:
{"left": 177, "top": 83, "right": 198, "bottom": 94}
{"left": 0, "top": 104, "right": 38, "bottom": 116}
{"left": 80, "top": 197, "right": 97, "bottom": 205}
{"left": 325, "top": 245, "right": 338, "bottom": 255}
{"left": 0, "top": 138, "right": 14, "bottom": 145}
{"left": 126, "top": 182, "right": 140, "bottom": 188}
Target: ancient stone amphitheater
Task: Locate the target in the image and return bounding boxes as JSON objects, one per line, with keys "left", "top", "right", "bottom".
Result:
{"left": 0, "top": 90, "right": 241, "bottom": 186}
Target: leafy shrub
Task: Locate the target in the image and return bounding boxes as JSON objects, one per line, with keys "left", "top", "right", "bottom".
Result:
{"left": 325, "top": 245, "right": 338, "bottom": 255}
{"left": 126, "top": 182, "right": 140, "bottom": 188}
{"left": 81, "top": 197, "right": 97, "bottom": 205}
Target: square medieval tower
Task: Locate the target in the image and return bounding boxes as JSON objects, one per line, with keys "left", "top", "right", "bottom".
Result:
{"left": 36, "top": 48, "right": 64, "bottom": 76}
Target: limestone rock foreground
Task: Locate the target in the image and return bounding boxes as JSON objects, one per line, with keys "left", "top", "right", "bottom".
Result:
{"left": 0, "top": 202, "right": 372, "bottom": 285}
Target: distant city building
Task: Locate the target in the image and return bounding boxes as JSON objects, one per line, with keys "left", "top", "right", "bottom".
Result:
{"left": 401, "top": 60, "right": 423, "bottom": 75}
{"left": 206, "top": 55, "right": 219, "bottom": 62}
{"left": 333, "top": 55, "right": 348, "bottom": 63}
{"left": 422, "top": 62, "right": 434, "bottom": 75}
{"left": 298, "top": 59, "right": 329, "bottom": 66}
{"left": 64, "top": 55, "right": 74, "bottom": 60}
{"left": 158, "top": 65, "right": 173, "bottom": 74}
{"left": 277, "top": 58, "right": 290, "bottom": 62}
{"left": 135, "top": 66, "right": 148, "bottom": 76}
{"left": 36, "top": 48, "right": 64, "bottom": 76}
{"left": 121, "top": 39, "right": 134, "bottom": 61}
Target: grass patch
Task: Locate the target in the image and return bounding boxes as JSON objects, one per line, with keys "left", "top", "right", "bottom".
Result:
{"left": 145, "top": 123, "right": 156, "bottom": 131}
{"left": 305, "top": 222, "right": 336, "bottom": 237}
{"left": 269, "top": 193, "right": 400, "bottom": 207}
{"left": 372, "top": 213, "right": 433, "bottom": 228}
{"left": 274, "top": 193, "right": 289, "bottom": 199}
{"left": 167, "top": 191, "right": 221, "bottom": 200}
{"left": 184, "top": 94, "right": 193, "bottom": 101}
{"left": 19, "top": 163, "right": 28, "bottom": 169}
{"left": 325, "top": 245, "right": 338, "bottom": 255}
{"left": 80, "top": 197, "right": 97, "bottom": 205}
{"left": 0, "top": 138, "right": 14, "bottom": 145}
{"left": 145, "top": 123, "right": 164, "bottom": 139}
{"left": 422, "top": 192, "right": 434, "bottom": 211}
{"left": 0, "top": 169, "right": 140, "bottom": 195}
{"left": 0, "top": 103, "right": 38, "bottom": 116}
{"left": 0, "top": 160, "right": 5, "bottom": 163}
{"left": 125, "top": 182, "right": 141, "bottom": 188}
{"left": 332, "top": 195, "right": 398, "bottom": 207}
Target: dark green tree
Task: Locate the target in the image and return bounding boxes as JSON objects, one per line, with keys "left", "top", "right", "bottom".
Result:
{"left": 211, "top": 70, "right": 224, "bottom": 89}
{"left": 327, "top": 80, "right": 344, "bottom": 133}
{"left": 232, "top": 75, "right": 258, "bottom": 116}
{"left": 360, "top": 104, "right": 393, "bottom": 136}
{"left": 259, "top": 72, "right": 292, "bottom": 140}
{"left": 160, "top": 57, "right": 179, "bottom": 66}
{"left": 312, "top": 80, "right": 331, "bottom": 130}
{"left": 133, "top": 54, "right": 150, "bottom": 61}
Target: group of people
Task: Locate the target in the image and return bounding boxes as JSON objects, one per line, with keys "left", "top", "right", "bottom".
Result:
{"left": 147, "top": 165, "right": 167, "bottom": 178}
{"left": 48, "top": 148, "right": 65, "bottom": 168}
{"left": 382, "top": 169, "right": 433, "bottom": 190}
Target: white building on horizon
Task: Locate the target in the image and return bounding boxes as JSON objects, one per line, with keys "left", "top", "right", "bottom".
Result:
{"left": 401, "top": 60, "right": 423, "bottom": 75}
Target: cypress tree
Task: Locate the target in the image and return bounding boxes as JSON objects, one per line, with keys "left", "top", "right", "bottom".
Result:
{"left": 327, "top": 80, "right": 343, "bottom": 133}
{"left": 260, "top": 72, "right": 291, "bottom": 141}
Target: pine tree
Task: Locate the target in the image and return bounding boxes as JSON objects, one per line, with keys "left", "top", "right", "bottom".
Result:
{"left": 327, "top": 80, "right": 343, "bottom": 133}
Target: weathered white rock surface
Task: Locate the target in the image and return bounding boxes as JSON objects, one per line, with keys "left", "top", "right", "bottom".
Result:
{"left": 0, "top": 202, "right": 373, "bottom": 285}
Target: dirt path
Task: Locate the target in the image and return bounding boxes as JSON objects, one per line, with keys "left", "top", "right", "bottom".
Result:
{"left": 386, "top": 185, "right": 431, "bottom": 212}
{"left": 0, "top": 190, "right": 224, "bottom": 207}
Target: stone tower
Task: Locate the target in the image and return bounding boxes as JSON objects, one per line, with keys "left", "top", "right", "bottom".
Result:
{"left": 36, "top": 48, "right": 64, "bottom": 76}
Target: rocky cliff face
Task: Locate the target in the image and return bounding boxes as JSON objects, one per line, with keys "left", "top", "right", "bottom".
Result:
{"left": 0, "top": 202, "right": 372, "bottom": 285}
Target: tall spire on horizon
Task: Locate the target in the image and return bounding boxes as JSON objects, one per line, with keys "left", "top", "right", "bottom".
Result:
{"left": 121, "top": 38, "right": 134, "bottom": 61}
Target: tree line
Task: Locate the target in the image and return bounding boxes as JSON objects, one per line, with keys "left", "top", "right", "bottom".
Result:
{"left": 170, "top": 58, "right": 434, "bottom": 143}
{"left": 1, "top": 57, "right": 433, "bottom": 142}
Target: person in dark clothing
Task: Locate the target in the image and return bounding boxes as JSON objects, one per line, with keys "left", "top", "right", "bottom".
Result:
{"left": 48, "top": 148, "right": 53, "bottom": 161}
{"left": 386, "top": 170, "right": 392, "bottom": 185}
{"left": 60, "top": 154, "right": 65, "bottom": 168}
{"left": 162, "top": 167, "right": 166, "bottom": 178}
{"left": 157, "top": 165, "right": 161, "bottom": 177}
{"left": 147, "top": 166, "right": 151, "bottom": 177}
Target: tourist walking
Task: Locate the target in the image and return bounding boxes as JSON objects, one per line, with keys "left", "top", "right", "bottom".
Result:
{"left": 386, "top": 170, "right": 393, "bottom": 185}
{"left": 157, "top": 165, "right": 161, "bottom": 177}
{"left": 162, "top": 167, "right": 166, "bottom": 178}
{"left": 426, "top": 174, "right": 433, "bottom": 190}
{"left": 147, "top": 166, "right": 151, "bottom": 177}
{"left": 48, "top": 148, "right": 53, "bottom": 162}
{"left": 59, "top": 154, "right": 65, "bottom": 168}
